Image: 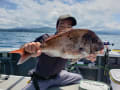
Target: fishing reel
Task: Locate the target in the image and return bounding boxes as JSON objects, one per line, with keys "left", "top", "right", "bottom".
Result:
{"left": 104, "top": 41, "right": 114, "bottom": 52}
{"left": 104, "top": 41, "right": 114, "bottom": 46}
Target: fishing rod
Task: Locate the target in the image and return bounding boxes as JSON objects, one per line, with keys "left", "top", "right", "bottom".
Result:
{"left": 103, "top": 41, "right": 114, "bottom": 66}
{"left": 103, "top": 41, "right": 114, "bottom": 83}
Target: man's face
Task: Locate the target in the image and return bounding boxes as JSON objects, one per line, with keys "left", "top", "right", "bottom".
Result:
{"left": 57, "top": 19, "right": 73, "bottom": 33}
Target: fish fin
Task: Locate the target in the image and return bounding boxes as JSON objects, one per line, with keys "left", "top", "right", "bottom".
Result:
{"left": 9, "top": 48, "right": 31, "bottom": 65}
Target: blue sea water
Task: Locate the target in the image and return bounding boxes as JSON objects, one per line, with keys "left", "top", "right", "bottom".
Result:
{"left": 0, "top": 31, "right": 120, "bottom": 49}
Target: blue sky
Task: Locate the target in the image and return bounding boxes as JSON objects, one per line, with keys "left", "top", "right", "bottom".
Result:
{"left": 0, "top": 0, "right": 120, "bottom": 31}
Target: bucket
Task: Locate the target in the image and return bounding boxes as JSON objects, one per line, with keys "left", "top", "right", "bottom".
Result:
{"left": 79, "top": 79, "right": 110, "bottom": 90}
{"left": 109, "top": 69, "right": 120, "bottom": 90}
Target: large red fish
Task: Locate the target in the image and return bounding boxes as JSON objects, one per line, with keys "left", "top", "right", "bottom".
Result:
{"left": 9, "top": 29, "right": 104, "bottom": 64}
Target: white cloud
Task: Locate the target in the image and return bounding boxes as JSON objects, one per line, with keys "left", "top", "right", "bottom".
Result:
{"left": 0, "top": 0, "right": 120, "bottom": 30}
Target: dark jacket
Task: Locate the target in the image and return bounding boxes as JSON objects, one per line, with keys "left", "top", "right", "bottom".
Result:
{"left": 34, "top": 34, "right": 68, "bottom": 77}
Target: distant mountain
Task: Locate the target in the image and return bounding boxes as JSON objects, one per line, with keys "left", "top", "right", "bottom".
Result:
{"left": 0, "top": 27, "right": 56, "bottom": 33}
{"left": 95, "top": 30, "right": 120, "bottom": 35}
{"left": 0, "top": 27, "right": 120, "bottom": 35}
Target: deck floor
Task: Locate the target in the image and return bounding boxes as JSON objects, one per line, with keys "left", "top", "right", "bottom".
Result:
{"left": 0, "top": 74, "right": 79, "bottom": 90}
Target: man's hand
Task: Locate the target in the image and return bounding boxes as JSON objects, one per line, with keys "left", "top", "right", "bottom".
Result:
{"left": 23, "top": 42, "right": 41, "bottom": 57}
{"left": 86, "top": 49, "right": 104, "bottom": 62}
{"left": 86, "top": 54, "right": 97, "bottom": 62}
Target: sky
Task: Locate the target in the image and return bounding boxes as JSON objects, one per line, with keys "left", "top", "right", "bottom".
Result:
{"left": 0, "top": 0, "right": 120, "bottom": 31}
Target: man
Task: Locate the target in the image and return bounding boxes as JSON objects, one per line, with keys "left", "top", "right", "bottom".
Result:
{"left": 22, "top": 15, "right": 83, "bottom": 90}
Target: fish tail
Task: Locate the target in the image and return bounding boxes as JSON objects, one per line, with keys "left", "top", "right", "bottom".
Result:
{"left": 17, "top": 53, "right": 31, "bottom": 65}
{"left": 9, "top": 48, "right": 31, "bottom": 65}
{"left": 9, "top": 48, "right": 24, "bottom": 55}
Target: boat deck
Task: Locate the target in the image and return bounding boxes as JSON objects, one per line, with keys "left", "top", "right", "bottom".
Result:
{"left": 0, "top": 74, "right": 79, "bottom": 90}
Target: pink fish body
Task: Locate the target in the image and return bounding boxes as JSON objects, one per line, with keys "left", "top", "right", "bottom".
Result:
{"left": 10, "top": 29, "right": 104, "bottom": 64}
